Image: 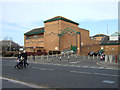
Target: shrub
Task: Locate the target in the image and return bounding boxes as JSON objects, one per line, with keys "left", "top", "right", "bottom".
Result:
{"left": 49, "top": 51, "right": 52, "bottom": 55}
{"left": 49, "top": 51, "right": 60, "bottom": 55}
{"left": 2, "top": 52, "right": 14, "bottom": 57}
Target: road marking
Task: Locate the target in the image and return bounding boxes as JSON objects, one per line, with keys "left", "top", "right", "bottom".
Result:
{"left": 89, "top": 67, "right": 98, "bottom": 69}
{"left": 102, "top": 80, "right": 115, "bottom": 84}
{"left": 82, "top": 66, "right": 88, "bottom": 68}
{"left": 0, "top": 76, "right": 45, "bottom": 88}
{"left": 98, "top": 67, "right": 104, "bottom": 69}
{"left": 94, "top": 73, "right": 119, "bottom": 77}
{"left": 69, "top": 61, "right": 81, "bottom": 64}
{"left": 63, "top": 65, "right": 67, "bottom": 66}
{"left": 32, "top": 67, "right": 54, "bottom": 71}
{"left": 71, "top": 71, "right": 119, "bottom": 77}
{"left": 71, "top": 71, "right": 92, "bottom": 75}
{"left": 39, "top": 63, "right": 119, "bottom": 70}
{"left": 70, "top": 65, "right": 74, "bottom": 67}
{"left": 106, "top": 68, "right": 114, "bottom": 70}
{"left": 3, "top": 64, "right": 14, "bottom": 67}
{"left": 75, "top": 66, "right": 81, "bottom": 67}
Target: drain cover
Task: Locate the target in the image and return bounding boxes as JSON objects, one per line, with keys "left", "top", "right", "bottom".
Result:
{"left": 102, "top": 80, "right": 115, "bottom": 84}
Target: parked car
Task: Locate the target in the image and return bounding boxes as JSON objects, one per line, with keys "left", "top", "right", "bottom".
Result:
{"left": 88, "top": 52, "right": 97, "bottom": 56}
{"left": 27, "top": 51, "right": 47, "bottom": 56}
{"left": 62, "top": 50, "right": 74, "bottom": 54}
{"left": 96, "top": 51, "right": 104, "bottom": 56}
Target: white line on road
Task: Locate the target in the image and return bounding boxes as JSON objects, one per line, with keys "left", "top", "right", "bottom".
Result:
{"left": 75, "top": 66, "right": 81, "bottom": 67}
{"left": 0, "top": 76, "right": 45, "bottom": 88}
{"left": 69, "top": 61, "right": 81, "bottom": 64}
{"left": 102, "top": 80, "right": 115, "bottom": 84}
{"left": 94, "top": 73, "right": 119, "bottom": 77}
{"left": 98, "top": 67, "right": 104, "bottom": 69}
{"left": 3, "top": 64, "right": 14, "bottom": 67}
{"left": 71, "top": 70, "right": 120, "bottom": 77}
{"left": 82, "top": 66, "right": 89, "bottom": 68}
{"left": 70, "top": 71, "right": 92, "bottom": 74}
{"left": 89, "top": 66, "right": 99, "bottom": 69}
{"left": 32, "top": 67, "right": 54, "bottom": 71}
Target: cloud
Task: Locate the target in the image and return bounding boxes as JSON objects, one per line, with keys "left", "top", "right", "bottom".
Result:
{"left": 0, "top": 1, "right": 118, "bottom": 46}
{"left": 1, "top": 1, "right": 118, "bottom": 23}
{"left": 0, "top": 0, "right": 119, "bottom": 3}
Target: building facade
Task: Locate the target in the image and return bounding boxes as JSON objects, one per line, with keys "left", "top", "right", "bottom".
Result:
{"left": 100, "top": 32, "right": 120, "bottom": 55}
{"left": 90, "top": 34, "right": 107, "bottom": 41}
{"left": 24, "top": 16, "right": 99, "bottom": 54}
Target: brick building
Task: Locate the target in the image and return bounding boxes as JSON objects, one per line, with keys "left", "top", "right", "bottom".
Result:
{"left": 24, "top": 16, "right": 99, "bottom": 55}
{"left": 100, "top": 32, "right": 120, "bottom": 55}
{"left": 91, "top": 34, "right": 107, "bottom": 41}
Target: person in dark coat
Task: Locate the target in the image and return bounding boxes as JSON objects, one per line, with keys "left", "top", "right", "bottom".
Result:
{"left": 22, "top": 50, "right": 29, "bottom": 68}
{"left": 15, "top": 52, "right": 23, "bottom": 69}
{"left": 17, "top": 52, "right": 22, "bottom": 60}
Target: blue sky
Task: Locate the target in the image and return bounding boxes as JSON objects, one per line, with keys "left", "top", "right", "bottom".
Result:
{"left": 0, "top": 0, "right": 119, "bottom": 46}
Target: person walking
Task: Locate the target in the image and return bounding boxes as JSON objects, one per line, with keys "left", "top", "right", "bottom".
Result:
{"left": 15, "top": 52, "right": 23, "bottom": 69}
{"left": 17, "top": 52, "right": 22, "bottom": 60}
{"left": 22, "top": 50, "right": 29, "bottom": 68}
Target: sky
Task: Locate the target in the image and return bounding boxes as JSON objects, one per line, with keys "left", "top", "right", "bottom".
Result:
{"left": 0, "top": 0, "right": 119, "bottom": 46}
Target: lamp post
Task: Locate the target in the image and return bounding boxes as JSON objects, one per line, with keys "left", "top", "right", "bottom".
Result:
{"left": 33, "top": 46, "right": 36, "bottom": 61}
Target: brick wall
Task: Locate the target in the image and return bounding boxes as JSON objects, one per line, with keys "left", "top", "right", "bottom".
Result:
{"left": 100, "top": 45, "right": 120, "bottom": 55}
{"left": 24, "top": 34, "right": 44, "bottom": 52}
{"left": 79, "top": 44, "right": 100, "bottom": 55}
{"left": 44, "top": 21, "right": 59, "bottom": 52}
{"left": 24, "top": 16, "right": 100, "bottom": 54}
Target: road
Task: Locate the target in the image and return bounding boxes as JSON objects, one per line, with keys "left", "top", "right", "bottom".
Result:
{"left": 2, "top": 57, "right": 119, "bottom": 89}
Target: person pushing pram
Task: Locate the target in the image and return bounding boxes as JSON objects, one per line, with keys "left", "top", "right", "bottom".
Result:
{"left": 15, "top": 52, "right": 24, "bottom": 69}
{"left": 15, "top": 51, "right": 29, "bottom": 69}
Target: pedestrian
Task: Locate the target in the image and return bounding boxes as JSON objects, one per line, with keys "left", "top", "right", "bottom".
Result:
{"left": 17, "top": 52, "right": 22, "bottom": 60}
{"left": 15, "top": 52, "right": 23, "bottom": 69}
{"left": 22, "top": 50, "right": 29, "bottom": 68}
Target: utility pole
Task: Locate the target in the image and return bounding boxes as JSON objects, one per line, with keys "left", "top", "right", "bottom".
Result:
{"left": 107, "top": 24, "right": 109, "bottom": 36}
{"left": 9, "top": 40, "right": 12, "bottom": 51}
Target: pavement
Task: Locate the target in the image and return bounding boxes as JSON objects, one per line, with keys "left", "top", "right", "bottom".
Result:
{"left": 27, "top": 55, "right": 119, "bottom": 70}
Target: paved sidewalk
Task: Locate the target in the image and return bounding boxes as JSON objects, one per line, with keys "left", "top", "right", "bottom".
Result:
{"left": 28, "top": 57, "right": 120, "bottom": 70}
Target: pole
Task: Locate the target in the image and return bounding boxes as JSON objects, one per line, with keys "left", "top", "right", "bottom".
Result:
{"left": 47, "top": 55, "right": 48, "bottom": 60}
{"left": 93, "top": 55, "right": 94, "bottom": 59}
{"left": 76, "top": 55, "right": 77, "bottom": 60}
{"left": 34, "top": 48, "right": 35, "bottom": 61}
{"left": 60, "top": 56, "right": 61, "bottom": 61}
{"left": 115, "top": 55, "right": 117, "bottom": 63}
{"left": 41, "top": 55, "right": 42, "bottom": 60}
{"left": 51, "top": 51, "right": 53, "bottom": 61}
{"left": 68, "top": 55, "right": 69, "bottom": 60}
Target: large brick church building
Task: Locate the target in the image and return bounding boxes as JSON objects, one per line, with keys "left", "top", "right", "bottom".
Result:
{"left": 24, "top": 16, "right": 99, "bottom": 55}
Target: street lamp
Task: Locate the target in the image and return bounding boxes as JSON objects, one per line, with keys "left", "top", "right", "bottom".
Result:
{"left": 33, "top": 46, "right": 36, "bottom": 61}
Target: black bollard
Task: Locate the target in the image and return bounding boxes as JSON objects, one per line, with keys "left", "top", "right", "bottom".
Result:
{"left": 76, "top": 55, "right": 77, "bottom": 60}
{"left": 60, "top": 56, "right": 61, "bottom": 61}
{"left": 68, "top": 56, "right": 69, "bottom": 60}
